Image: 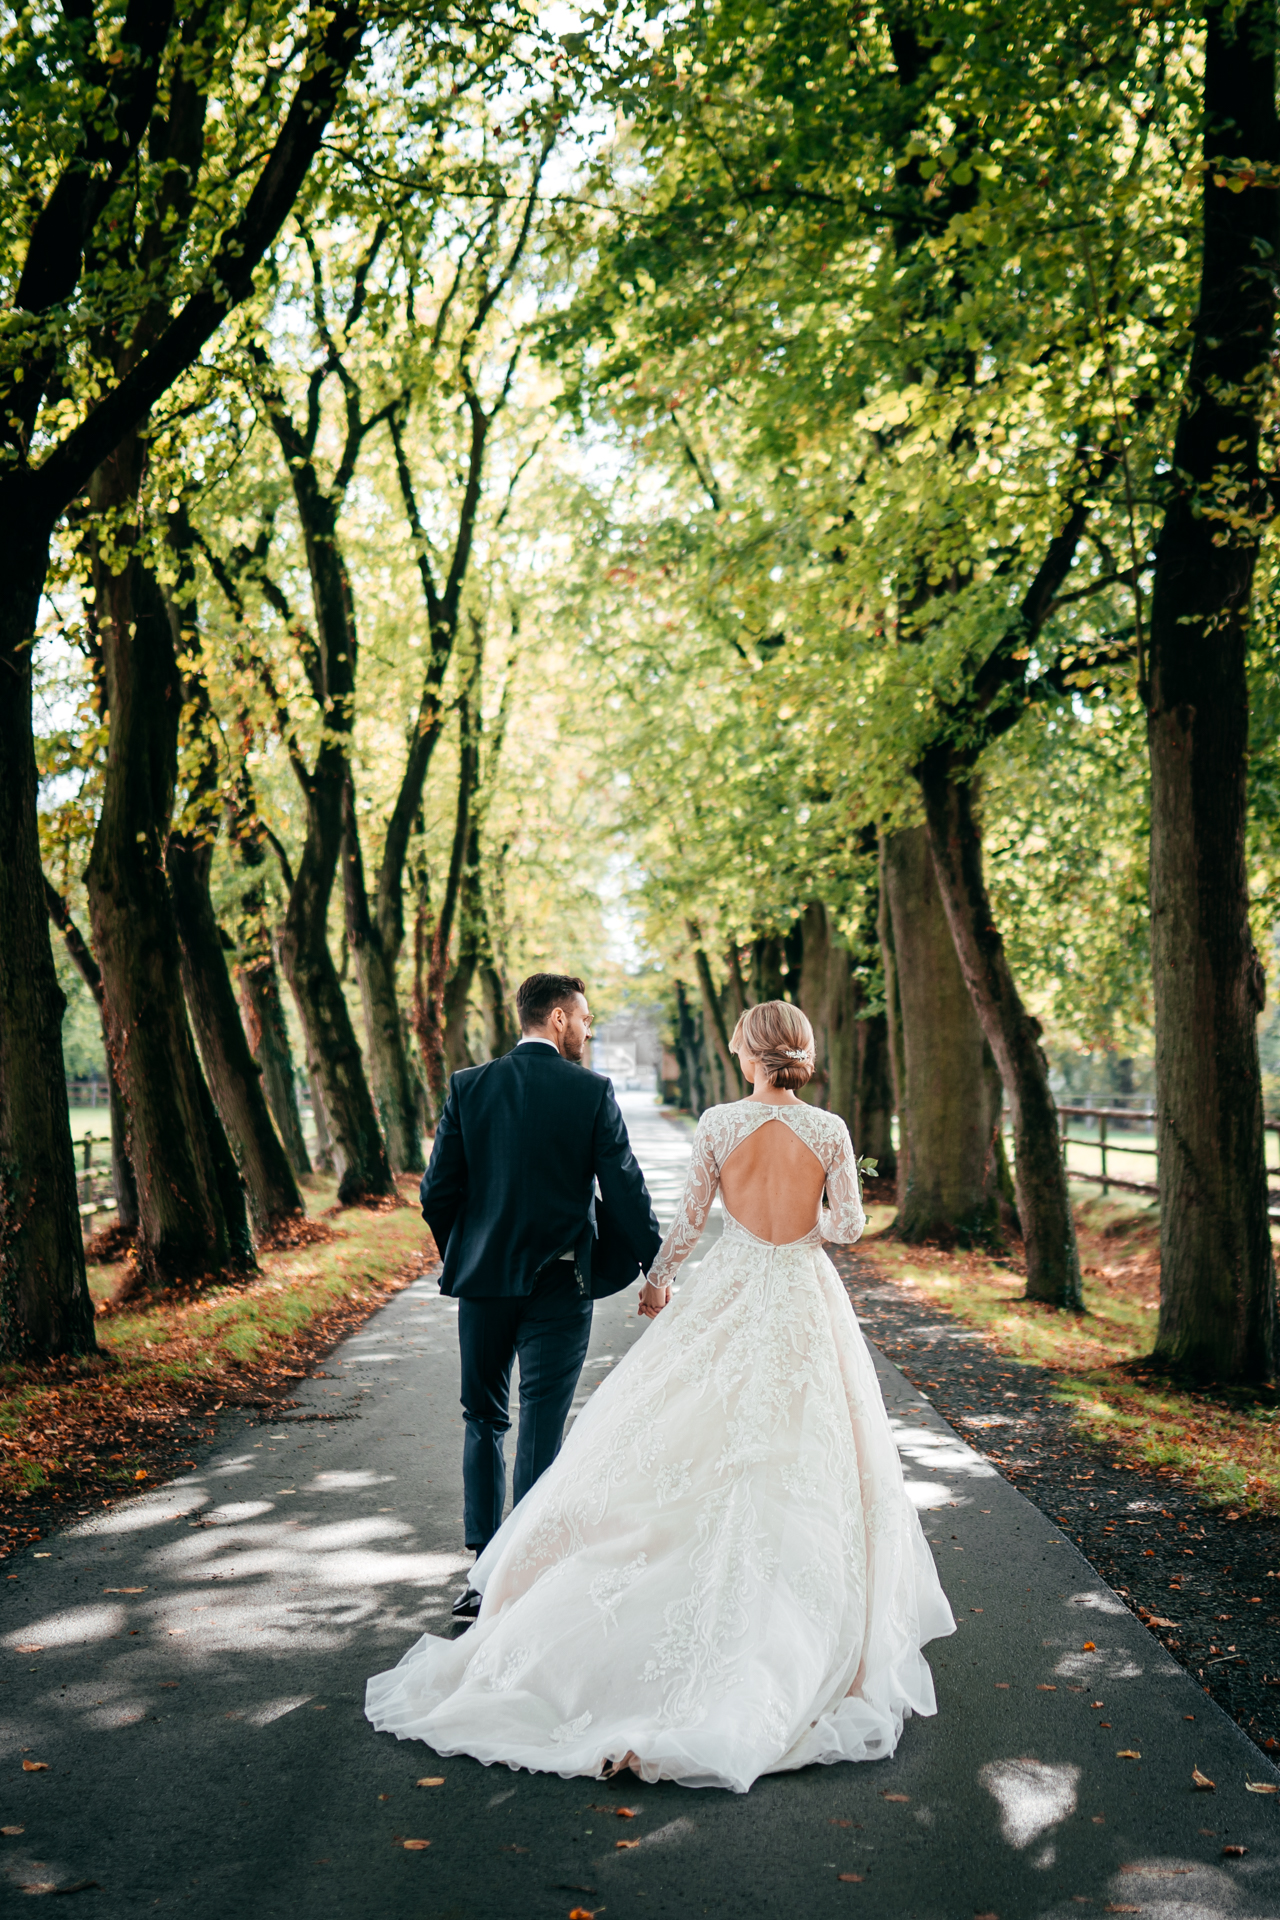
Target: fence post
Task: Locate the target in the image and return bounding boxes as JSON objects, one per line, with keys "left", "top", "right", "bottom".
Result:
{"left": 1100, "top": 1110, "right": 1108, "bottom": 1196}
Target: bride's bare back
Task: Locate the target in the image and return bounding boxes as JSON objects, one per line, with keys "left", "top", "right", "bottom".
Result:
{"left": 718, "top": 1104, "right": 827, "bottom": 1245}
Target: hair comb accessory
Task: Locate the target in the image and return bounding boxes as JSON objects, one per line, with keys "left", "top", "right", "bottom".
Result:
{"left": 782, "top": 1047, "right": 811, "bottom": 1059}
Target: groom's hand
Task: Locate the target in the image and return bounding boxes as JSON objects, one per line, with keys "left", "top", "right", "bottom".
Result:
{"left": 637, "top": 1278, "right": 670, "bottom": 1318}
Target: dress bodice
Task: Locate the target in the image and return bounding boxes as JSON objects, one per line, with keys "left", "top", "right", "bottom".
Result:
{"left": 646, "top": 1100, "right": 865, "bottom": 1290}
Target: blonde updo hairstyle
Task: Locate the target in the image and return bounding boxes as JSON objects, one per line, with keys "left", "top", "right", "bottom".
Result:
{"left": 729, "top": 1000, "right": 816, "bottom": 1091}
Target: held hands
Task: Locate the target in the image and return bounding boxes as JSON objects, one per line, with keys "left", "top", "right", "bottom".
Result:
{"left": 637, "top": 1278, "right": 670, "bottom": 1319}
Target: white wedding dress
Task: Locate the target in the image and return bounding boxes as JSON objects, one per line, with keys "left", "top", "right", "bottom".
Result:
{"left": 365, "top": 1101, "right": 956, "bottom": 1794}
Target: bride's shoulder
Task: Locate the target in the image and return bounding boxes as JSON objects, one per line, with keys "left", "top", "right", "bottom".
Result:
{"left": 788, "top": 1104, "right": 853, "bottom": 1145}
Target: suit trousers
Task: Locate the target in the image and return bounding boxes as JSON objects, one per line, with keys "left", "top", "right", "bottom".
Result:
{"left": 457, "top": 1266, "right": 594, "bottom": 1552}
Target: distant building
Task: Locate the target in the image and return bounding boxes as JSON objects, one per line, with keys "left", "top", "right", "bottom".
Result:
{"left": 590, "top": 1006, "right": 662, "bottom": 1092}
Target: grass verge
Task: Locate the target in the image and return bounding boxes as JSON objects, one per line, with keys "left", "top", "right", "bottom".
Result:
{"left": 858, "top": 1190, "right": 1280, "bottom": 1516}
{"left": 0, "top": 1175, "right": 433, "bottom": 1556}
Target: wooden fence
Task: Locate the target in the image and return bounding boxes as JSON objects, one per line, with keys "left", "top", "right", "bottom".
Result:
{"left": 1057, "top": 1104, "right": 1280, "bottom": 1210}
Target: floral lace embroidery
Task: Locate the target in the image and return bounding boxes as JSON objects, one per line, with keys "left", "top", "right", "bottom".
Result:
{"left": 791, "top": 1557, "right": 837, "bottom": 1630}
{"left": 780, "top": 1462, "right": 820, "bottom": 1500}
{"left": 589, "top": 1552, "right": 648, "bottom": 1630}
{"left": 465, "top": 1642, "right": 530, "bottom": 1691}
{"left": 550, "top": 1709, "right": 593, "bottom": 1744}
{"left": 643, "top": 1480, "right": 780, "bottom": 1725}
{"left": 653, "top": 1459, "right": 693, "bottom": 1505}
{"left": 646, "top": 1102, "right": 865, "bottom": 1292}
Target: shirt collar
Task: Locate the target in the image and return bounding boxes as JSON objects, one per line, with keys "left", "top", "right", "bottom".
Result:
{"left": 517, "top": 1035, "right": 560, "bottom": 1052}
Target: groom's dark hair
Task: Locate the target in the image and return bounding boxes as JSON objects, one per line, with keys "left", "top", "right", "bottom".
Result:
{"left": 516, "top": 972, "right": 587, "bottom": 1031}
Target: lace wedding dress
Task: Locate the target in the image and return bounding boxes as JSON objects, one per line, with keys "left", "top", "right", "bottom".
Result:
{"left": 365, "top": 1101, "right": 956, "bottom": 1794}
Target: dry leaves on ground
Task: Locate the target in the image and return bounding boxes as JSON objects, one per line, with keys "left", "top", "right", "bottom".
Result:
{"left": 417, "top": 1777, "right": 445, "bottom": 1787}
{"left": 21, "top": 1760, "right": 47, "bottom": 1772}
{"left": 1192, "top": 1767, "right": 1215, "bottom": 1789}
{"left": 402, "top": 1839, "right": 430, "bottom": 1851}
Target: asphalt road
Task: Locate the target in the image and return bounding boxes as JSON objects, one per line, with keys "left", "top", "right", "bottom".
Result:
{"left": 3, "top": 1095, "right": 1278, "bottom": 1919}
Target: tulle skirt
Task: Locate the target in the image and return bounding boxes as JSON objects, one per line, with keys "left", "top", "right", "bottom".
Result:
{"left": 365, "top": 1221, "right": 955, "bottom": 1793}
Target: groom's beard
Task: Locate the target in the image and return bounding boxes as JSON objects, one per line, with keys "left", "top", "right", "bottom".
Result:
{"left": 562, "top": 1035, "right": 585, "bottom": 1064}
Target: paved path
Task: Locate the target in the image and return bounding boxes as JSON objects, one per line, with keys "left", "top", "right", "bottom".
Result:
{"left": 3, "top": 1096, "right": 1277, "bottom": 1917}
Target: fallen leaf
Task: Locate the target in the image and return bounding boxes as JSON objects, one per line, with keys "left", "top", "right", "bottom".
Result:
{"left": 1104, "top": 1907, "right": 1140, "bottom": 1914}
{"left": 417, "top": 1777, "right": 445, "bottom": 1787}
{"left": 1091, "top": 1702, "right": 1104, "bottom": 1709}
{"left": 21, "top": 1761, "right": 48, "bottom": 1772}
{"left": 1082, "top": 1642, "right": 1096, "bottom": 1651}
{"left": 829, "top": 1818, "right": 852, "bottom": 1827}
{"left": 1116, "top": 1751, "right": 1141, "bottom": 1760}
{"left": 159, "top": 1682, "right": 178, "bottom": 1690}
{"left": 615, "top": 1807, "right": 638, "bottom": 1818}
{"left": 1146, "top": 1616, "right": 1179, "bottom": 1629}
{"left": 838, "top": 1872, "right": 863, "bottom": 1882}
{"left": 1192, "top": 1768, "right": 1216, "bottom": 1790}
{"left": 568, "top": 1910, "right": 597, "bottom": 1919}
{"left": 15, "top": 1645, "right": 43, "bottom": 1654}
{"left": 102, "top": 1587, "right": 146, "bottom": 1595}
{"left": 1245, "top": 1781, "right": 1278, "bottom": 1794}
{"left": 1222, "top": 1845, "right": 1247, "bottom": 1857}
{"left": 402, "top": 1839, "right": 430, "bottom": 1851}
{"left": 2, "top": 1825, "right": 24, "bottom": 1835}
{"left": 615, "top": 1839, "right": 640, "bottom": 1849}
{"left": 882, "top": 1792, "right": 910, "bottom": 1802}
{"left": 1037, "top": 1684, "right": 1057, "bottom": 1692}
{"left": 134, "top": 1470, "right": 147, "bottom": 1481}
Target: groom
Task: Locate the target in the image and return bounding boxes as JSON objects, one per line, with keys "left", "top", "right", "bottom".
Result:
{"left": 419, "top": 972, "right": 663, "bottom": 1621}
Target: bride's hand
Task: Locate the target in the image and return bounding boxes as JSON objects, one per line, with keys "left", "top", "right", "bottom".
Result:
{"left": 637, "top": 1279, "right": 670, "bottom": 1318}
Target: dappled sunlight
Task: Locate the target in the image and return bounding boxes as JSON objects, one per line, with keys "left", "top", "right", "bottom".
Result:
{"left": 1065, "top": 1589, "right": 1127, "bottom": 1616}
{"left": 305, "top": 1469, "right": 394, "bottom": 1491}
{"left": 978, "top": 1756, "right": 1079, "bottom": 1851}
{"left": 902, "top": 1478, "right": 953, "bottom": 1510}
{"left": 1054, "top": 1646, "right": 1143, "bottom": 1682}
{"left": 890, "top": 1416, "right": 1000, "bottom": 1480}
{"left": 66, "top": 1485, "right": 208, "bottom": 1534}
{"left": 4, "top": 1602, "right": 124, "bottom": 1649}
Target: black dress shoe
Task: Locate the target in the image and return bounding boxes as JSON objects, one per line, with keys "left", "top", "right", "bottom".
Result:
{"left": 451, "top": 1586, "right": 482, "bottom": 1621}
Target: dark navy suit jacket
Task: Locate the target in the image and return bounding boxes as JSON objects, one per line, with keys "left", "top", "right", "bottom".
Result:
{"left": 420, "top": 1042, "right": 663, "bottom": 1299}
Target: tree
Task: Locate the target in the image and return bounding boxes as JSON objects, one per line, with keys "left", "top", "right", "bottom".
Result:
{"left": 0, "top": 0, "right": 364, "bottom": 1349}
{"left": 1145, "top": 0, "right": 1279, "bottom": 1382}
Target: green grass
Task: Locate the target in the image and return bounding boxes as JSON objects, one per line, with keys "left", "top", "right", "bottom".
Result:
{"left": 860, "top": 1191, "right": 1280, "bottom": 1516}
{"left": 0, "top": 1176, "right": 430, "bottom": 1535}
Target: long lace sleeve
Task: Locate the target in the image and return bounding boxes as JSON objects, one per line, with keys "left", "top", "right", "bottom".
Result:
{"left": 820, "top": 1119, "right": 865, "bottom": 1245}
{"left": 645, "top": 1113, "right": 720, "bottom": 1289}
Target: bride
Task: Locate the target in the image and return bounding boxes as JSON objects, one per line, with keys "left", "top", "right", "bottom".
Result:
{"left": 365, "top": 1000, "right": 955, "bottom": 1794}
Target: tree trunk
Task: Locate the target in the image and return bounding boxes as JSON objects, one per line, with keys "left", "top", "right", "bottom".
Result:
{"left": 881, "top": 826, "right": 1004, "bottom": 1247}
{"left": 412, "top": 669, "right": 479, "bottom": 1116}
{"left": 751, "top": 935, "right": 786, "bottom": 1004}
{"left": 342, "top": 783, "right": 424, "bottom": 1172}
{"left": 794, "top": 901, "right": 860, "bottom": 1125}
{"left": 480, "top": 962, "right": 516, "bottom": 1059}
{"left": 877, "top": 844, "right": 908, "bottom": 1201}
{"left": 306, "top": 1061, "right": 335, "bottom": 1175}
{"left": 236, "top": 956, "right": 312, "bottom": 1179}
{"left": 675, "top": 979, "right": 710, "bottom": 1115}
{"left": 1145, "top": 0, "right": 1279, "bottom": 1383}
{"left": 915, "top": 769, "right": 1082, "bottom": 1303}
{"left": 855, "top": 1011, "right": 897, "bottom": 1181}
{"left": 0, "top": 528, "right": 96, "bottom": 1359}
{"left": 167, "top": 830, "right": 305, "bottom": 1238}
{"left": 43, "top": 876, "right": 141, "bottom": 1235}
{"left": 690, "top": 934, "right": 743, "bottom": 1096}
{"left": 278, "top": 772, "right": 392, "bottom": 1205}
{"left": 84, "top": 484, "right": 252, "bottom": 1286}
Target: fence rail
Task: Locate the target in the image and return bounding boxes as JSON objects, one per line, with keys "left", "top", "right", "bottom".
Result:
{"left": 72, "top": 1132, "right": 116, "bottom": 1218}
{"left": 1056, "top": 1103, "right": 1280, "bottom": 1215}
